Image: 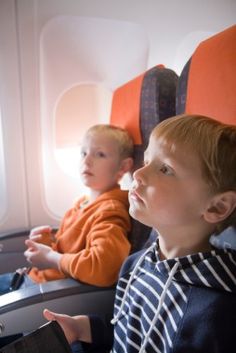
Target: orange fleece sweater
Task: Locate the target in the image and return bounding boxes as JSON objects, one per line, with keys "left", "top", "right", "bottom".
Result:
{"left": 29, "top": 187, "right": 131, "bottom": 286}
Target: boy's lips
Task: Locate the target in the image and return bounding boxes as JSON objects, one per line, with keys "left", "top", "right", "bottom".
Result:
{"left": 129, "top": 189, "right": 143, "bottom": 203}
{"left": 82, "top": 170, "right": 93, "bottom": 176}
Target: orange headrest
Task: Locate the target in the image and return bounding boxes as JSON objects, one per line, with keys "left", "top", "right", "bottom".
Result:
{"left": 110, "top": 65, "right": 165, "bottom": 145}
{"left": 185, "top": 25, "right": 236, "bottom": 125}
{"left": 110, "top": 73, "right": 145, "bottom": 144}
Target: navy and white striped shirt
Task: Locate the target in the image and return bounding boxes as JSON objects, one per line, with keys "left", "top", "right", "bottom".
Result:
{"left": 108, "top": 241, "right": 236, "bottom": 353}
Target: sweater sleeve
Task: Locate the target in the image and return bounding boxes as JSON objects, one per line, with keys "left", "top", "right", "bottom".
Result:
{"left": 59, "top": 207, "right": 131, "bottom": 286}
{"left": 80, "top": 314, "right": 113, "bottom": 351}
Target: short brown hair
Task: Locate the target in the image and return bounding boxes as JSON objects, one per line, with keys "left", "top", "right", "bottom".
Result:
{"left": 151, "top": 114, "right": 236, "bottom": 233}
{"left": 85, "top": 124, "right": 134, "bottom": 160}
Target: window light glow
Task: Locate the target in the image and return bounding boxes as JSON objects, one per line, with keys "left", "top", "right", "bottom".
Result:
{"left": 54, "top": 146, "right": 81, "bottom": 179}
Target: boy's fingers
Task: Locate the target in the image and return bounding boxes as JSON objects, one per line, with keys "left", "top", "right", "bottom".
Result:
{"left": 43, "top": 309, "right": 56, "bottom": 321}
{"left": 30, "top": 225, "right": 51, "bottom": 236}
{"left": 24, "top": 239, "right": 40, "bottom": 255}
{"left": 29, "top": 234, "right": 41, "bottom": 241}
{"left": 25, "top": 239, "right": 41, "bottom": 247}
{"left": 43, "top": 309, "right": 67, "bottom": 323}
{"left": 25, "top": 239, "right": 36, "bottom": 248}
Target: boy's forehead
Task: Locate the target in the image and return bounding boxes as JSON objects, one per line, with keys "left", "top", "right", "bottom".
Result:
{"left": 146, "top": 135, "right": 173, "bottom": 154}
{"left": 148, "top": 133, "right": 183, "bottom": 154}
{"left": 146, "top": 135, "right": 200, "bottom": 166}
{"left": 83, "top": 131, "right": 119, "bottom": 150}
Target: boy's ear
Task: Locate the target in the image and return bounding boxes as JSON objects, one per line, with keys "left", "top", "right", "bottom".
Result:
{"left": 118, "top": 158, "right": 134, "bottom": 176}
{"left": 204, "top": 191, "right": 236, "bottom": 224}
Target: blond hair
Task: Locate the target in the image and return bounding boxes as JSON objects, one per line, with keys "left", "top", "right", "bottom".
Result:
{"left": 85, "top": 124, "right": 134, "bottom": 160}
{"left": 151, "top": 114, "right": 236, "bottom": 233}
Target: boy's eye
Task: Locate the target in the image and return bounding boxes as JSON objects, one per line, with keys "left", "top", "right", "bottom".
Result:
{"left": 96, "top": 151, "right": 106, "bottom": 158}
{"left": 160, "top": 164, "right": 173, "bottom": 175}
{"left": 80, "top": 150, "right": 87, "bottom": 157}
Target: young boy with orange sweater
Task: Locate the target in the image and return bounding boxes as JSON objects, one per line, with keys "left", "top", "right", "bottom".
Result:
{"left": 0, "top": 124, "right": 133, "bottom": 294}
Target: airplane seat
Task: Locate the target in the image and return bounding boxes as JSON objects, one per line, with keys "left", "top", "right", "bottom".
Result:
{"left": 0, "top": 230, "right": 29, "bottom": 274}
{"left": 176, "top": 24, "right": 236, "bottom": 249}
{"left": 0, "top": 64, "right": 178, "bottom": 338}
{"left": 0, "top": 228, "right": 59, "bottom": 274}
{"left": 111, "top": 65, "right": 178, "bottom": 253}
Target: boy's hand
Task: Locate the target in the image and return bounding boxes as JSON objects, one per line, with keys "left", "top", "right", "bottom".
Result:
{"left": 29, "top": 225, "right": 55, "bottom": 246}
{"left": 24, "top": 239, "right": 62, "bottom": 270}
{"left": 43, "top": 309, "right": 92, "bottom": 344}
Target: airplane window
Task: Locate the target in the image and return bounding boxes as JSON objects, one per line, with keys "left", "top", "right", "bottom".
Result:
{"left": 41, "top": 84, "right": 112, "bottom": 217}
{"left": 0, "top": 110, "right": 7, "bottom": 222}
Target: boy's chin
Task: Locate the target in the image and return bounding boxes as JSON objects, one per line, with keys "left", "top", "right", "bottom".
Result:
{"left": 128, "top": 205, "right": 137, "bottom": 218}
{"left": 129, "top": 206, "right": 149, "bottom": 226}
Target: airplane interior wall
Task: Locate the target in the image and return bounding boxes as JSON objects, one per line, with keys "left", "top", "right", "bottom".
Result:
{"left": 0, "top": 0, "right": 235, "bottom": 233}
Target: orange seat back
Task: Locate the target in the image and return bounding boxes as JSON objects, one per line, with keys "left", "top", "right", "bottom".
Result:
{"left": 177, "top": 25, "right": 236, "bottom": 125}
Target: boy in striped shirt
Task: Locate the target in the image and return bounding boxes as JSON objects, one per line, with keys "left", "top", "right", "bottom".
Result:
{"left": 44, "top": 114, "right": 236, "bottom": 353}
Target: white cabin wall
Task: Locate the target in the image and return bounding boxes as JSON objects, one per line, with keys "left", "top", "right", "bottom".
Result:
{"left": 0, "top": 0, "right": 29, "bottom": 232}
{"left": 0, "top": 0, "right": 235, "bottom": 233}
{"left": 37, "top": 0, "right": 236, "bottom": 73}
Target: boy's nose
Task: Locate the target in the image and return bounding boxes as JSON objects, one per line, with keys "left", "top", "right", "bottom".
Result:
{"left": 133, "top": 166, "right": 146, "bottom": 185}
{"left": 83, "top": 154, "right": 93, "bottom": 165}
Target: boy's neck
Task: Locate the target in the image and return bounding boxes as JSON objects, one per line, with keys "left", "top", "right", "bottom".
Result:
{"left": 157, "top": 229, "right": 214, "bottom": 260}
{"left": 89, "top": 184, "right": 120, "bottom": 203}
